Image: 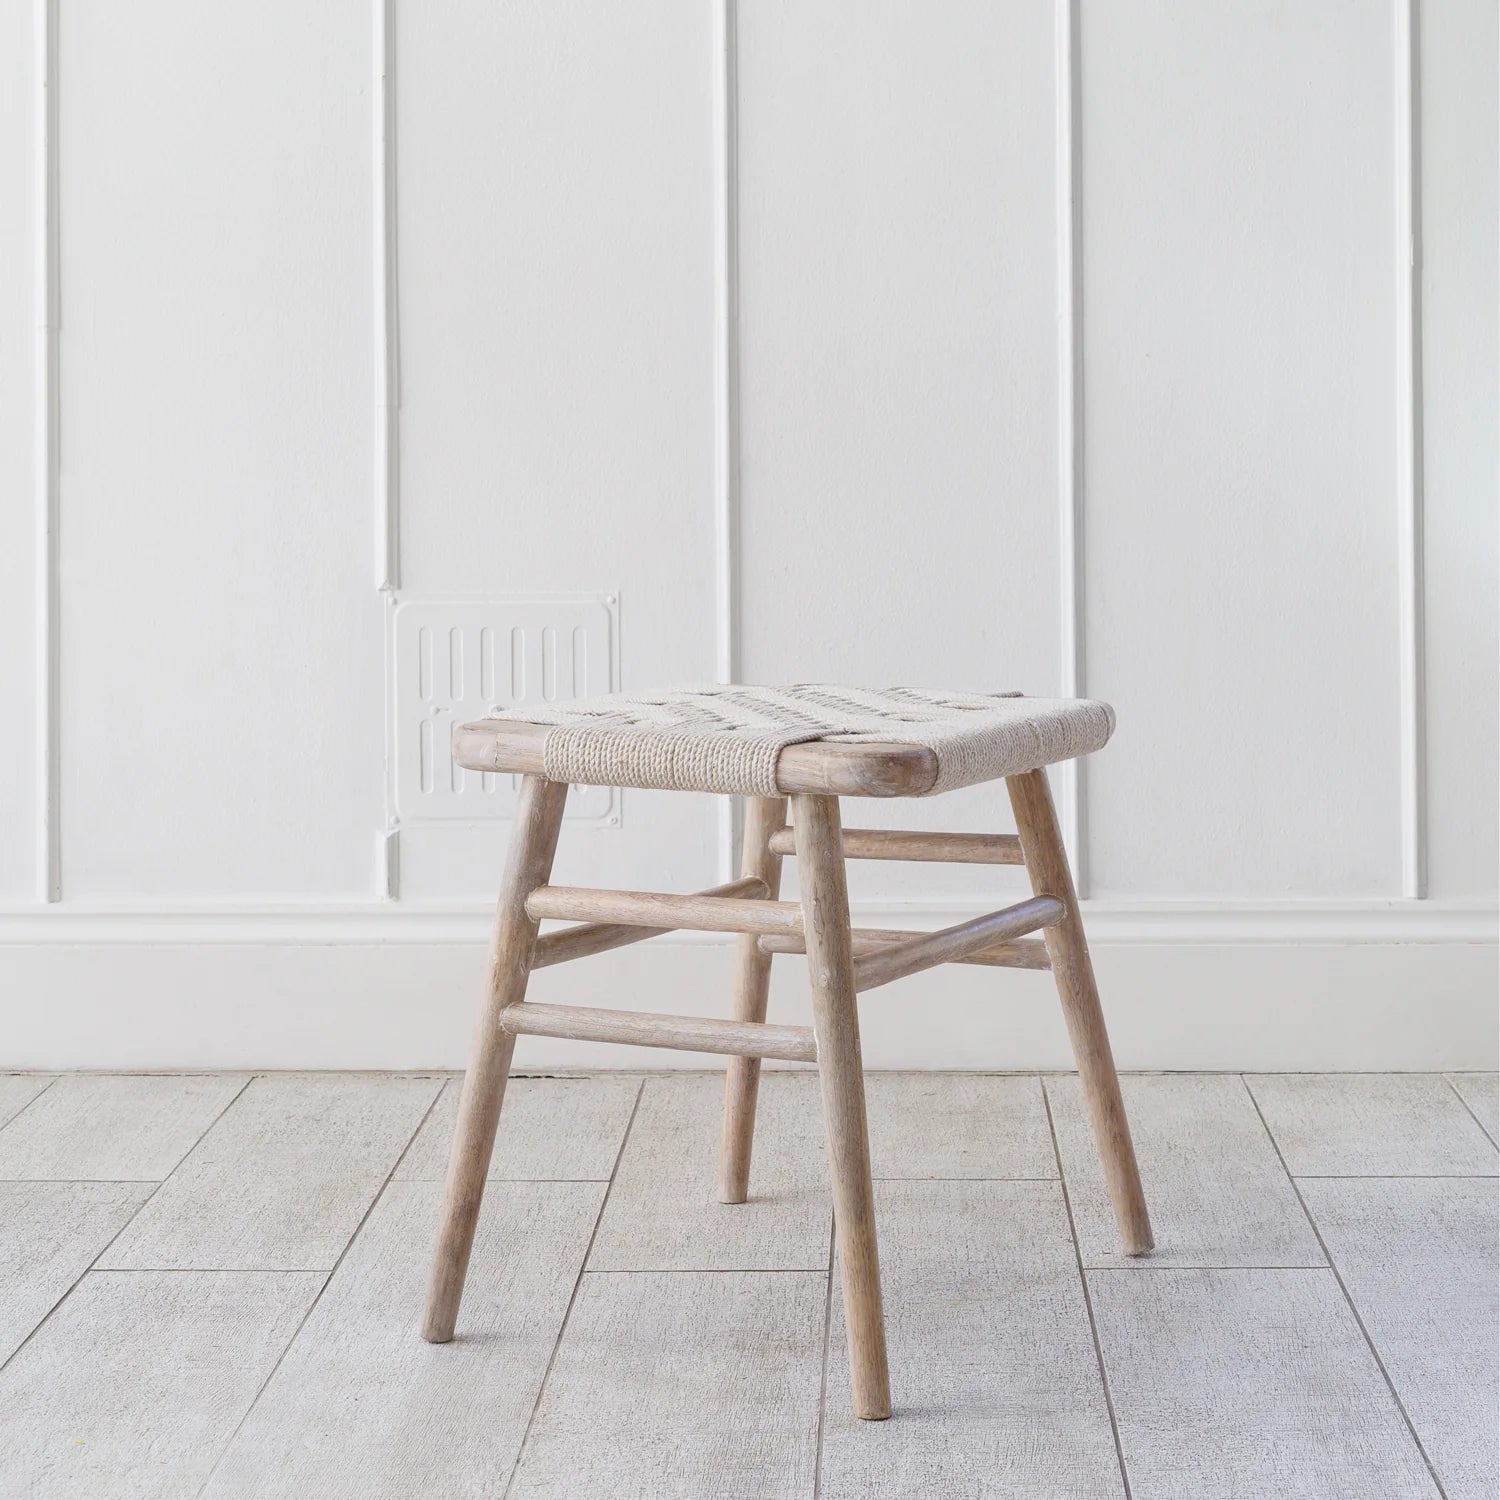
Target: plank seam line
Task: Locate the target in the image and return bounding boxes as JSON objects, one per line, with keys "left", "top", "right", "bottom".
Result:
{"left": 811, "top": 1212, "right": 836, "bottom": 1500}
{"left": 1240, "top": 1075, "right": 1451, "bottom": 1500}
{"left": 0, "top": 1076, "right": 59, "bottom": 1137}
{"left": 500, "top": 1078, "right": 645, "bottom": 1500}
{"left": 190, "top": 1077, "right": 446, "bottom": 1498}
{"left": 0, "top": 1074, "right": 255, "bottom": 1378}
{"left": 1441, "top": 1075, "right": 1499, "bottom": 1150}
{"left": 1043, "top": 1081, "right": 1135, "bottom": 1500}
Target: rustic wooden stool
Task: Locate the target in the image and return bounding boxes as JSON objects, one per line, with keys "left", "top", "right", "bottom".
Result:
{"left": 422, "top": 685, "right": 1152, "bottom": 1421}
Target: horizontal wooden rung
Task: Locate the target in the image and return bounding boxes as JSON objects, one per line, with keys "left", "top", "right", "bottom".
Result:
{"left": 766, "top": 827, "right": 1023, "bottom": 865}
{"left": 852, "top": 896, "right": 1065, "bottom": 993}
{"left": 499, "top": 1002, "right": 817, "bottom": 1063}
{"left": 758, "top": 928, "right": 1051, "bottom": 972}
{"left": 532, "top": 876, "right": 769, "bottom": 968}
{"left": 526, "top": 885, "right": 802, "bottom": 936}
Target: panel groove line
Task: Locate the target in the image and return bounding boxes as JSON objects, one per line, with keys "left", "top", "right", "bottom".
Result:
{"left": 1394, "top": 0, "right": 1426, "bottom": 899}
{"left": 1054, "top": 0, "right": 1086, "bottom": 888}
{"left": 33, "top": 0, "right": 59, "bottom": 903}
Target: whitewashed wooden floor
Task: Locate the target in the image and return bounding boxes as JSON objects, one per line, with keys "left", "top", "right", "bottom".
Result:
{"left": 0, "top": 1071, "right": 1495, "bottom": 1500}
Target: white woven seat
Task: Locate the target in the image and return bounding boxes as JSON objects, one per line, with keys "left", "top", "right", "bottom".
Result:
{"left": 458, "top": 684, "right": 1114, "bottom": 798}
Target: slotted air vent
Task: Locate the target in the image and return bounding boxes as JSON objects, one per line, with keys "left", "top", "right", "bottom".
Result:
{"left": 392, "top": 597, "right": 615, "bottom": 821}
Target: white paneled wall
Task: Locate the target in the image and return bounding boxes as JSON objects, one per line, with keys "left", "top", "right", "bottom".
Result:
{"left": 0, "top": 0, "right": 1494, "bottom": 1070}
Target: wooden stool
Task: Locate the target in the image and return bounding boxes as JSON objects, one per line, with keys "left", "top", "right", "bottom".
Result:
{"left": 421, "top": 685, "right": 1152, "bottom": 1421}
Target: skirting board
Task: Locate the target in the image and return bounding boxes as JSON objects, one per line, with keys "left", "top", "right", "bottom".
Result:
{"left": 0, "top": 901, "right": 1494, "bottom": 1071}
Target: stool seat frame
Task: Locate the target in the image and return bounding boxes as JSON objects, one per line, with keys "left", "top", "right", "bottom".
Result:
{"left": 422, "top": 732, "right": 1152, "bottom": 1422}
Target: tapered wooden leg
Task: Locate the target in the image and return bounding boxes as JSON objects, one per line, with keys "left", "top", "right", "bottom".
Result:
{"left": 423, "top": 775, "right": 569, "bottom": 1342}
{"left": 718, "top": 796, "right": 789, "bottom": 1204}
{"left": 1008, "top": 768, "right": 1153, "bottom": 1255}
{"left": 793, "top": 793, "right": 891, "bottom": 1421}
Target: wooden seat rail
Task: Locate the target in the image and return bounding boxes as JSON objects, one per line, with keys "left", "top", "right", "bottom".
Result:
{"left": 759, "top": 928, "right": 1051, "bottom": 971}
{"left": 499, "top": 1001, "right": 816, "bottom": 1063}
{"left": 526, "top": 885, "right": 802, "bottom": 936}
{"left": 766, "top": 827, "right": 1023, "bottom": 865}
{"left": 849, "top": 896, "right": 1064, "bottom": 992}
{"left": 532, "top": 876, "right": 770, "bottom": 968}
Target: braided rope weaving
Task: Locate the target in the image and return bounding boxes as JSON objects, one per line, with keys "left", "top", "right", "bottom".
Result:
{"left": 486, "top": 684, "right": 1114, "bottom": 797}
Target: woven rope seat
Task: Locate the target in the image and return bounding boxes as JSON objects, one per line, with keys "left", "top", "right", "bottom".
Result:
{"left": 455, "top": 684, "right": 1114, "bottom": 798}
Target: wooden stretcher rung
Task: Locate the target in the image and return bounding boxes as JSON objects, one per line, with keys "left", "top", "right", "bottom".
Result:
{"left": 766, "top": 827, "right": 1024, "bottom": 865}
{"left": 851, "top": 896, "right": 1065, "bottom": 993}
{"left": 525, "top": 885, "right": 802, "bottom": 936}
{"left": 499, "top": 1002, "right": 817, "bottom": 1063}
{"left": 531, "top": 876, "right": 770, "bottom": 968}
{"left": 758, "top": 928, "right": 1052, "bottom": 971}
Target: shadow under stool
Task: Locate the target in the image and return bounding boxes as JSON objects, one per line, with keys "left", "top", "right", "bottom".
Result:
{"left": 420, "top": 684, "right": 1153, "bottom": 1422}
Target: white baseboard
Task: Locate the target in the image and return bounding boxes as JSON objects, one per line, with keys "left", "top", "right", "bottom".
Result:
{"left": 1, "top": 899, "right": 1494, "bottom": 1072}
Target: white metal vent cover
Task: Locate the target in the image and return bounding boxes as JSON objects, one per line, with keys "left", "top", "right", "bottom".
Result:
{"left": 392, "top": 596, "right": 616, "bottom": 821}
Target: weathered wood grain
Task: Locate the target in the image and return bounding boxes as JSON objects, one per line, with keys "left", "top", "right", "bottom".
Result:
{"left": 1090, "top": 1268, "right": 1441, "bottom": 1499}
{"left": 719, "top": 795, "right": 789, "bottom": 1205}
{"left": 0, "top": 1073, "right": 248, "bottom": 1181}
{"left": 507, "top": 1271, "right": 825, "bottom": 1499}
{"left": 794, "top": 790, "right": 889, "bottom": 1419}
{"left": 1247, "top": 1074, "right": 1498, "bottom": 1176}
{"left": 201, "top": 1180, "right": 604, "bottom": 1499}
{"left": 863, "top": 1073, "right": 1056, "bottom": 1180}
{"left": 500, "top": 1001, "right": 817, "bottom": 1062}
{"left": 1009, "top": 769, "right": 1152, "bottom": 1254}
{"left": 424, "top": 774, "right": 567, "bottom": 1344}
{"left": 1300, "top": 1177, "right": 1498, "bottom": 1500}
{"left": 396, "top": 1076, "right": 639, "bottom": 1182}
{"left": 100, "top": 1074, "right": 441, "bottom": 1270}
{"left": 0, "top": 1075, "right": 54, "bottom": 1130}
{"left": 851, "top": 896, "right": 1062, "bottom": 992}
{"left": 1447, "top": 1073, "right": 1499, "bottom": 1145}
{"left": 1048, "top": 1074, "right": 1324, "bottom": 1267}
{"left": 0, "top": 1181, "right": 153, "bottom": 1361}
{"left": 820, "top": 1180, "right": 1124, "bottom": 1499}
{"left": 587, "top": 1073, "right": 830, "bottom": 1271}
{"left": 0, "top": 1269, "right": 322, "bottom": 1499}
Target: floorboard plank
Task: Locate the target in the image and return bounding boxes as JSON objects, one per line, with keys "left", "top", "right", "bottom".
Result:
{"left": 0, "top": 1269, "right": 322, "bottom": 1499}
{"left": 588, "top": 1074, "right": 830, "bottom": 1271}
{"left": 864, "top": 1074, "right": 1055, "bottom": 1179}
{"left": 0, "top": 1074, "right": 248, "bottom": 1181}
{"left": 508, "top": 1270, "right": 825, "bottom": 1500}
{"left": 395, "top": 1076, "right": 639, "bottom": 1182}
{"left": 1247, "top": 1075, "right": 1497, "bottom": 1176}
{"left": 1090, "top": 1268, "right": 1440, "bottom": 1499}
{"left": 201, "top": 1179, "right": 604, "bottom": 1499}
{"left": 1048, "top": 1075, "right": 1323, "bottom": 1267}
{"left": 100, "top": 1075, "right": 441, "bottom": 1271}
{"left": 0, "top": 1075, "right": 54, "bottom": 1131}
{"left": 1300, "top": 1177, "right": 1498, "bottom": 1500}
{"left": 820, "top": 1179, "right": 1124, "bottom": 1499}
{"left": 1447, "top": 1073, "right": 1499, "bottom": 1146}
{"left": 0, "top": 1181, "right": 154, "bottom": 1362}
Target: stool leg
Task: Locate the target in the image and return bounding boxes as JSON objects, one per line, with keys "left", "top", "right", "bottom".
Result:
{"left": 717, "top": 796, "right": 789, "bottom": 1204}
{"left": 423, "top": 775, "right": 569, "bottom": 1342}
{"left": 793, "top": 792, "right": 891, "bottom": 1421}
{"left": 1008, "top": 768, "right": 1153, "bottom": 1255}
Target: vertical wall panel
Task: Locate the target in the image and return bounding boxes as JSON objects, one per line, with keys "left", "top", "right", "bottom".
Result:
{"left": 737, "top": 0, "right": 1060, "bottom": 693}
{"left": 1082, "top": 0, "right": 1404, "bottom": 896}
{"left": 1419, "top": 0, "right": 1499, "bottom": 898}
{"left": 57, "top": 0, "right": 382, "bottom": 897}
{"left": 395, "top": 0, "right": 720, "bottom": 898}
{"left": 736, "top": 0, "right": 1061, "bottom": 900}
{"left": 0, "top": 0, "right": 38, "bottom": 896}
